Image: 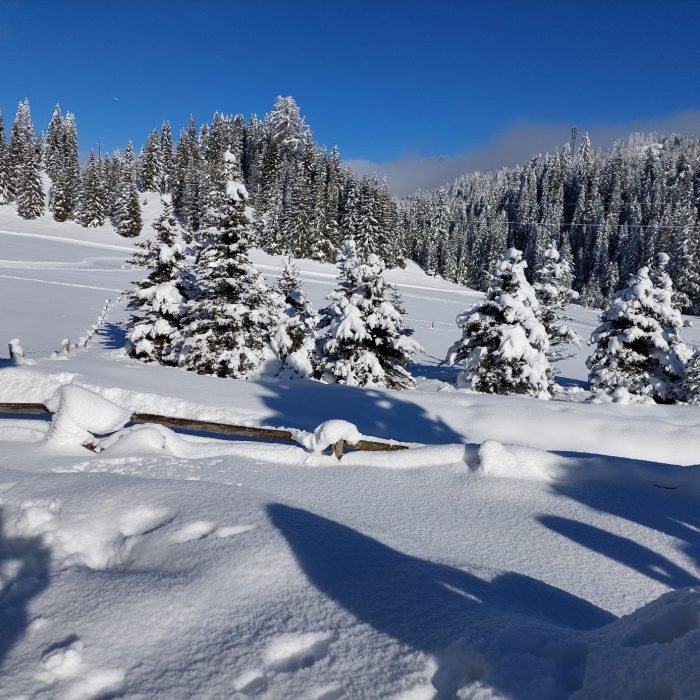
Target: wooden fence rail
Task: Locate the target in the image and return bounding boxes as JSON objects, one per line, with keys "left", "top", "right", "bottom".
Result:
{"left": 0, "top": 402, "right": 409, "bottom": 458}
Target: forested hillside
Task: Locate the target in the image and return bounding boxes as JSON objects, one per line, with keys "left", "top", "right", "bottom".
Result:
{"left": 401, "top": 133, "right": 700, "bottom": 311}
{"left": 0, "top": 97, "right": 401, "bottom": 263}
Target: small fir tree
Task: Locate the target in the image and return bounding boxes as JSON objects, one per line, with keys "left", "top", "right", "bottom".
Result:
{"left": 446, "top": 248, "right": 552, "bottom": 399}
{"left": 533, "top": 241, "right": 581, "bottom": 368}
{"left": 318, "top": 237, "right": 421, "bottom": 389}
{"left": 271, "top": 257, "right": 318, "bottom": 378}
{"left": 587, "top": 265, "right": 690, "bottom": 403}
{"left": 126, "top": 194, "right": 190, "bottom": 364}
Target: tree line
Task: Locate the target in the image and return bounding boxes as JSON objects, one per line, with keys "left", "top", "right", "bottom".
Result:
{"left": 400, "top": 132, "right": 700, "bottom": 312}
{"left": 0, "top": 97, "right": 401, "bottom": 265}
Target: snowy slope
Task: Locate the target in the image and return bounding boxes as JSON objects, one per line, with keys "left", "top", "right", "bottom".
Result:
{"left": 1, "top": 205, "right": 700, "bottom": 699}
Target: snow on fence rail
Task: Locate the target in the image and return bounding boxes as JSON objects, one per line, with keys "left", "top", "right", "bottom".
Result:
{"left": 0, "top": 401, "right": 409, "bottom": 459}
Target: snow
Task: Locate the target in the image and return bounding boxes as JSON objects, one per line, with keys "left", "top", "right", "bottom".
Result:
{"left": 294, "top": 419, "right": 363, "bottom": 452}
{"left": 44, "top": 384, "right": 131, "bottom": 450}
{"left": 2, "top": 205, "right": 700, "bottom": 697}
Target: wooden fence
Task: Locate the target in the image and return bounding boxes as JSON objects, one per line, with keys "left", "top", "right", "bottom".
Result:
{"left": 0, "top": 403, "right": 409, "bottom": 459}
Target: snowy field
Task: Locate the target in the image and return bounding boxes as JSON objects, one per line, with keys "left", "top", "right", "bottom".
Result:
{"left": 1, "top": 203, "right": 700, "bottom": 699}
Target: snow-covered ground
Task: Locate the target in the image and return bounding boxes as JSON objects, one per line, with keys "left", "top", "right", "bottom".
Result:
{"left": 1, "top": 203, "right": 699, "bottom": 699}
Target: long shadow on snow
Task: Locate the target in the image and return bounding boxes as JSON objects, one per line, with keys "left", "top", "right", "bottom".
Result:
{"left": 0, "top": 510, "right": 50, "bottom": 670}
{"left": 409, "top": 361, "right": 461, "bottom": 383}
{"left": 268, "top": 503, "right": 615, "bottom": 698}
{"left": 544, "top": 472, "right": 700, "bottom": 575}
{"left": 96, "top": 322, "right": 128, "bottom": 350}
{"left": 259, "top": 378, "right": 462, "bottom": 445}
{"left": 539, "top": 515, "right": 699, "bottom": 589}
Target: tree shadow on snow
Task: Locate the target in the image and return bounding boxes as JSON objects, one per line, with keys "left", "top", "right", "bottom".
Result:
{"left": 96, "top": 322, "right": 128, "bottom": 350}
{"left": 258, "top": 379, "right": 463, "bottom": 446}
{"left": 409, "top": 361, "right": 461, "bottom": 384}
{"left": 268, "top": 503, "right": 615, "bottom": 698}
{"left": 0, "top": 510, "right": 51, "bottom": 670}
{"left": 544, "top": 475, "right": 700, "bottom": 577}
{"left": 538, "top": 515, "right": 699, "bottom": 589}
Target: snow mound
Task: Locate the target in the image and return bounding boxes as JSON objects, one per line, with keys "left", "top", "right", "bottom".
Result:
{"left": 432, "top": 587, "right": 700, "bottom": 698}
{"left": 44, "top": 384, "right": 130, "bottom": 450}
{"left": 294, "top": 419, "right": 363, "bottom": 453}
{"left": 99, "top": 423, "right": 181, "bottom": 455}
{"left": 477, "top": 440, "right": 551, "bottom": 480}
{"left": 7, "top": 498, "right": 171, "bottom": 570}
{"left": 574, "top": 587, "right": 700, "bottom": 698}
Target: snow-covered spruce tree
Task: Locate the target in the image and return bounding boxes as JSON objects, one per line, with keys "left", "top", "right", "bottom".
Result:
{"left": 8, "top": 99, "right": 34, "bottom": 201}
{"left": 683, "top": 350, "right": 700, "bottom": 405}
{"left": 126, "top": 194, "right": 190, "bottom": 364}
{"left": 16, "top": 137, "right": 44, "bottom": 219}
{"left": 115, "top": 178, "right": 142, "bottom": 237}
{"left": 318, "top": 237, "right": 421, "bottom": 389}
{"left": 179, "top": 149, "right": 281, "bottom": 378}
{"left": 446, "top": 248, "right": 552, "bottom": 399}
{"left": 50, "top": 112, "right": 81, "bottom": 221}
{"left": 0, "top": 111, "right": 12, "bottom": 205}
{"left": 533, "top": 241, "right": 581, "bottom": 367}
{"left": 45, "top": 104, "right": 64, "bottom": 183}
{"left": 670, "top": 212, "right": 700, "bottom": 313}
{"left": 76, "top": 152, "right": 107, "bottom": 227}
{"left": 270, "top": 257, "right": 318, "bottom": 378}
{"left": 139, "top": 128, "right": 162, "bottom": 192}
{"left": 587, "top": 265, "right": 689, "bottom": 404}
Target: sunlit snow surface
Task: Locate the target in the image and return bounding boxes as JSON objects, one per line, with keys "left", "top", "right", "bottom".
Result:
{"left": 1, "top": 202, "right": 699, "bottom": 699}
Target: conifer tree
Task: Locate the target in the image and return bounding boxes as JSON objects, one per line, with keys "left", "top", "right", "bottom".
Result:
{"left": 115, "top": 179, "right": 143, "bottom": 237}
{"left": 587, "top": 265, "right": 689, "bottom": 403}
{"left": 16, "top": 136, "right": 44, "bottom": 219}
{"left": 126, "top": 194, "right": 190, "bottom": 363}
{"left": 264, "top": 96, "right": 310, "bottom": 158}
{"left": 139, "top": 128, "right": 162, "bottom": 191}
{"left": 683, "top": 350, "right": 700, "bottom": 405}
{"left": 670, "top": 205, "right": 700, "bottom": 312}
{"left": 50, "top": 112, "right": 81, "bottom": 221}
{"left": 179, "top": 149, "right": 280, "bottom": 377}
{"left": 0, "top": 111, "right": 12, "bottom": 205}
{"left": 8, "top": 100, "right": 34, "bottom": 201}
{"left": 318, "top": 238, "right": 421, "bottom": 389}
{"left": 534, "top": 241, "right": 581, "bottom": 367}
{"left": 123, "top": 140, "right": 138, "bottom": 183}
{"left": 76, "top": 152, "right": 107, "bottom": 227}
{"left": 446, "top": 248, "right": 551, "bottom": 399}
{"left": 159, "top": 121, "right": 174, "bottom": 191}
{"left": 271, "top": 257, "right": 318, "bottom": 378}
{"left": 45, "top": 104, "right": 64, "bottom": 183}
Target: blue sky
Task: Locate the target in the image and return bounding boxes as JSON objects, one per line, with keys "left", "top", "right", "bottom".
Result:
{"left": 1, "top": 0, "right": 699, "bottom": 179}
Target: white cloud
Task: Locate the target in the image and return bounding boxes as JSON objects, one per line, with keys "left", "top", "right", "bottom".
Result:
{"left": 346, "top": 110, "right": 700, "bottom": 197}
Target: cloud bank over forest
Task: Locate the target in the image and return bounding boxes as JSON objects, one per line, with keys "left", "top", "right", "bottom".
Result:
{"left": 347, "top": 110, "right": 700, "bottom": 197}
